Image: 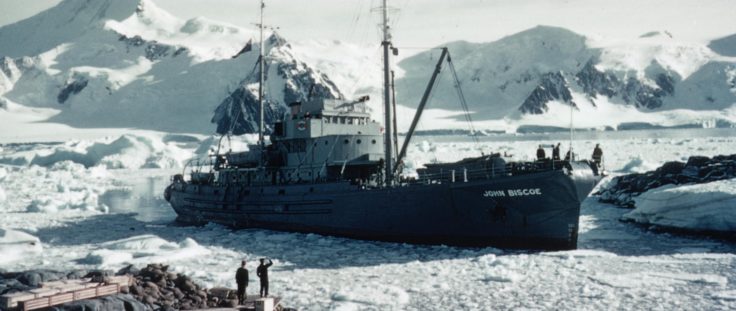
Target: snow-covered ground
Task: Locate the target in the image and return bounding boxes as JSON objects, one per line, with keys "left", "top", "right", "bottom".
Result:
{"left": 1, "top": 128, "right": 735, "bottom": 310}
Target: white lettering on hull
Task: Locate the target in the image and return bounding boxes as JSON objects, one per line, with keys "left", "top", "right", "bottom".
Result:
{"left": 483, "top": 188, "right": 542, "bottom": 198}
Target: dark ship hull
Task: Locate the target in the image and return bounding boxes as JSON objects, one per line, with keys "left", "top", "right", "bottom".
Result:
{"left": 167, "top": 167, "right": 598, "bottom": 250}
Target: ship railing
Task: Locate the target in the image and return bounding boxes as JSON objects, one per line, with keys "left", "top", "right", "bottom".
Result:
{"left": 407, "top": 160, "right": 574, "bottom": 185}
{"left": 181, "top": 156, "right": 216, "bottom": 182}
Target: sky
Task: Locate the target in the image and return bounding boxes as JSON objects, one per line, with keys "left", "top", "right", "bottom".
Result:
{"left": 0, "top": 0, "right": 734, "bottom": 48}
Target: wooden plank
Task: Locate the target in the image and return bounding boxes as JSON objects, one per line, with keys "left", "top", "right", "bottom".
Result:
{"left": 83, "top": 282, "right": 103, "bottom": 289}
{"left": 40, "top": 281, "right": 66, "bottom": 288}
{"left": 55, "top": 282, "right": 88, "bottom": 292}
{"left": 48, "top": 292, "right": 75, "bottom": 305}
{"left": 29, "top": 288, "right": 60, "bottom": 298}
{"left": 96, "top": 284, "right": 119, "bottom": 296}
{"left": 1, "top": 292, "right": 37, "bottom": 309}
{"left": 105, "top": 275, "right": 132, "bottom": 287}
{"left": 73, "top": 288, "right": 97, "bottom": 300}
{"left": 19, "top": 297, "right": 50, "bottom": 311}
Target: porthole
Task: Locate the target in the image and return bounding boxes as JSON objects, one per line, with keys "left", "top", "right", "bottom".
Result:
{"left": 357, "top": 139, "right": 362, "bottom": 144}
{"left": 344, "top": 139, "right": 349, "bottom": 144}
{"left": 325, "top": 140, "right": 329, "bottom": 145}
{"left": 372, "top": 139, "right": 377, "bottom": 144}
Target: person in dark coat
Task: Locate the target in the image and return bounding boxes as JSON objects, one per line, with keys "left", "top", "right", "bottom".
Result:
{"left": 552, "top": 143, "right": 561, "bottom": 160}
{"left": 235, "top": 260, "right": 249, "bottom": 305}
{"left": 536, "top": 145, "right": 546, "bottom": 160}
{"left": 592, "top": 144, "right": 603, "bottom": 165}
{"left": 256, "top": 258, "right": 273, "bottom": 297}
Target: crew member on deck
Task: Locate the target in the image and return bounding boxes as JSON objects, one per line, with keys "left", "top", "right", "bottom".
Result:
{"left": 592, "top": 144, "right": 603, "bottom": 165}
{"left": 235, "top": 260, "right": 249, "bottom": 305}
{"left": 536, "top": 145, "right": 546, "bottom": 160}
{"left": 257, "top": 258, "right": 274, "bottom": 297}
{"left": 552, "top": 143, "right": 561, "bottom": 160}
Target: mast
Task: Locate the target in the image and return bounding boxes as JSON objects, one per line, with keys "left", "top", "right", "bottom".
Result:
{"left": 381, "top": 0, "right": 393, "bottom": 186}
{"left": 258, "top": 0, "right": 265, "bottom": 156}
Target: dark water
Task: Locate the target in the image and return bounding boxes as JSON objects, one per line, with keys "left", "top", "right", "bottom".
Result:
{"left": 99, "top": 174, "right": 177, "bottom": 222}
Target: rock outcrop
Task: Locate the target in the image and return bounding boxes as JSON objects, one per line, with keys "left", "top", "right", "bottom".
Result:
{"left": 597, "top": 154, "right": 736, "bottom": 208}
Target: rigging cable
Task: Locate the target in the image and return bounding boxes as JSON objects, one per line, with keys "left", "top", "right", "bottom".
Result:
{"left": 446, "top": 52, "right": 482, "bottom": 153}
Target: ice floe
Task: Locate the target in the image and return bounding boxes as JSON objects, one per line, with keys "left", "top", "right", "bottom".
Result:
{"left": 0, "top": 228, "right": 43, "bottom": 265}
{"left": 81, "top": 235, "right": 211, "bottom": 268}
{"left": 623, "top": 178, "right": 736, "bottom": 232}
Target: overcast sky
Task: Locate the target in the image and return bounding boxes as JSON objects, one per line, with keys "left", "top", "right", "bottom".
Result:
{"left": 1, "top": 0, "right": 734, "bottom": 47}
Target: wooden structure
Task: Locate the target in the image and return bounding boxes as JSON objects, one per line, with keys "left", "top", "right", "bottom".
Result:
{"left": 0, "top": 275, "right": 132, "bottom": 311}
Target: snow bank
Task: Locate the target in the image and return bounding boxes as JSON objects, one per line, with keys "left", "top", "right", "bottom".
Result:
{"left": 81, "top": 235, "right": 210, "bottom": 268}
{"left": 622, "top": 178, "right": 736, "bottom": 232}
{"left": 1, "top": 134, "right": 189, "bottom": 169}
{"left": 0, "top": 228, "right": 43, "bottom": 265}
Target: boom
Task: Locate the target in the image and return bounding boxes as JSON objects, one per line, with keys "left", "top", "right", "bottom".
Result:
{"left": 394, "top": 47, "right": 449, "bottom": 174}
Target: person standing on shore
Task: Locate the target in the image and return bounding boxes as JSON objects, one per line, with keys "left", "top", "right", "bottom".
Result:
{"left": 257, "top": 258, "right": 273, "bottom": 297}
{"left": 235, "top": 260, "right": 249, "bottom": 305}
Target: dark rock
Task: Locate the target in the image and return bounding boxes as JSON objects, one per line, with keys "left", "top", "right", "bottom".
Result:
{"left": 173, "top": 287, "right": 185, "bottom": 299}
{"left": 518, "top": 72, "right": 576, "bottom": 114}
{"left": 57, "top": 79, "right": 88, "bottom": 104}
{"left": 116, "top": 265, "right": 140, "bottom": 276}
{"left": 686, "top": 156, "right": 710, "bottom": 168}
{"left": 17, "top": 270, "right": 67, "bottom": 286}
{"left": 84, "top": 270, "right": 113, "bottom": 283}
{"left": 53, "top": 295, "right": 129, "bottom": 311}
{"left": 17, "top": 272, "right": 42, "bottom": 287}
{"left": 130, "top": 285, "right": 144, "bottom": 296}
{"left": 223, "top": 299, "right": 238, "bottom": 308}
{"left": 597, "top": 154, "right": 736, "bottom": 208}
{"left": 66, "top": 269, "right": 88, "bottom": 279}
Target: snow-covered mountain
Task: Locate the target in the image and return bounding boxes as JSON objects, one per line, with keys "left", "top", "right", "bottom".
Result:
{"left": 0, "top": 0, "right": 341, "bottom": 134}
{"left": 1, "top": 0, "right": 735, "bottom": 135}
{"left": 396, "top": 26, "right": 736, "bottom": 130}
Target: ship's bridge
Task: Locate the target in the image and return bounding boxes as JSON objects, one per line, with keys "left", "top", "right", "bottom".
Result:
{"left": 273, "top": 97, "right": 381, "bottom": 139}
{"left": 263, "top": 97, "right": 384, "bottom": 183}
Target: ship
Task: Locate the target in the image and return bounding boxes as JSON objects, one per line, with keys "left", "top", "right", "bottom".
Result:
{"left": 164, "top": 0, "right": 603, "bottom": 250}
